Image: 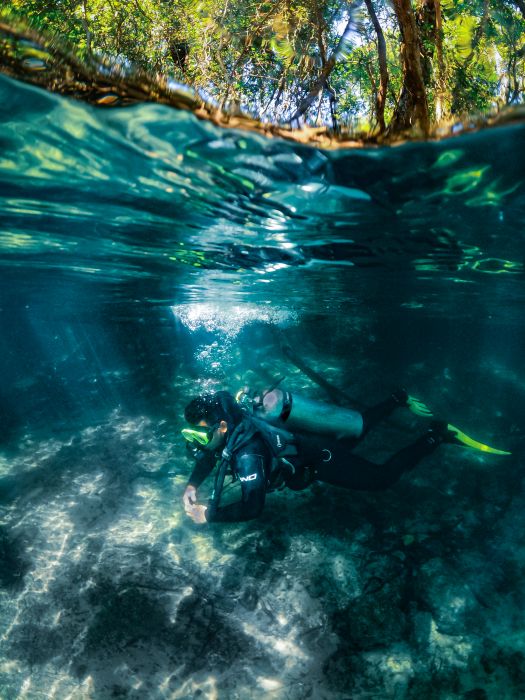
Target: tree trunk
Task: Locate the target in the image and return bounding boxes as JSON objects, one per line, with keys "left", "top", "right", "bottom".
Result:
{"left": 389, "top": 0, "right": 430, "bottom": 134}
{"left": 416, "top": 0, "right": 445, "bottom": 121}
{"left": 81, "top": 0, "right": 92, "bottom": 55}
{"left": 289, "top": 55, "right": 335, "bottom": 121}
{"left": 288, "top": 10, "right": 356, "bottom": 122}
{"left": 364, "top": 0, "right": 389, "bottom": 134}
{"left": 507, "top": 43, "right": 525, "bottom": 103}
{"left": 416, "top": 0, "right": 437, "bottom": 86}
{"left": 434, "top": 0, "right": 445, "bottom": 120}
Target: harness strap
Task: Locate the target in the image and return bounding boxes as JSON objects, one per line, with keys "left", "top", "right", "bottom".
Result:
{"left": 210, "top": 415, "right": 297, "bottom": 508}
{"left": 281, "top": 392, "right": 293, "bottom": 421}
{"left": 210, "top": 420, "right": 257, "bottom": 506}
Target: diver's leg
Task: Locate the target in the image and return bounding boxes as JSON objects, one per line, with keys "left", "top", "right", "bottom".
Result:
{"left": 360, "top": 389, "right": 408, "bottom": 438}
{"left": 315, "top": 427, "right": 443, "bottom": 491}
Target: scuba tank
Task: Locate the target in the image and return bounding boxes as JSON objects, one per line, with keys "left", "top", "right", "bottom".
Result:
{"left": 237, "top": 388, "right": 364, "bottom": 439}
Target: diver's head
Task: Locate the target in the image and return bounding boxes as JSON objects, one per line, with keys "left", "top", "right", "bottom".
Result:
{"left": 182, "top": 391, "right": 242, "bottom": 451}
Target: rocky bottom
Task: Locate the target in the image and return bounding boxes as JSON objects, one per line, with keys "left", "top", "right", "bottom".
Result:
{"left": 0, "top": 410, "right": 524, "bottom": 699}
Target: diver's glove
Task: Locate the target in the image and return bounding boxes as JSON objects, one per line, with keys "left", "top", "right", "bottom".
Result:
{"left": 391, "top": 388, "right": 433, "bottom": 416}
{"left": 407, "top": 395, "right": 434, "bottom": 418}
{"left": 391, "top": 389, "right": 433, "bottom": 417}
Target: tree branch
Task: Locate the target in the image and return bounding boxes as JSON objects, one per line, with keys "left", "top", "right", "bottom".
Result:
{"left": 133, "top": 0, "right": 153, "bottom": 22}
{"left": 81, "top": 0, "right": 92, "bottom": 55}
{"left": 219, "top": 1, "right": 280, "bottom": 107}
{"left": 364, "top": 0, "right": 389, "bottom": 133}
{"left": 434, "top": 0, "right": 446, "bottom": 120}
{"left": 288, "top": 6, "right": 358, "bottom": 122}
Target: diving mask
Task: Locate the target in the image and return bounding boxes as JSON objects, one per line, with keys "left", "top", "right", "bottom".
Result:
{"left": 181, "top": 422, "right": 219, "bottom": 447}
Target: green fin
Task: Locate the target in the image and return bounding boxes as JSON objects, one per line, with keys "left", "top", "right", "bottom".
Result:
{"left": 447, "top": 424, "right": 511, "bottom": 455}
{"left": 407, "top": 396, "right": 434, "bottom": 418}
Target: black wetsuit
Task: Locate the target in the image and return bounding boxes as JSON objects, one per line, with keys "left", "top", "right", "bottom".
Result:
{"left": 186, "top": 394, "right": 442, "bottom": 523}
{"left": 187, "top": 433, "right": 272, "bottom": 522}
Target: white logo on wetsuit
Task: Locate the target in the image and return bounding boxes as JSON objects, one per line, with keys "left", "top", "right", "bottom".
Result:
{"left": 239, "top": 473, "right": 258, "bottom": 482}
{"left": 276, "top": 435, "right": 282, "bottom": 448}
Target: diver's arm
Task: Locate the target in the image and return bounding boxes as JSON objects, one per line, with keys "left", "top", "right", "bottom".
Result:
{"left": 206, "top": 453, "right": 267, "bottom": 522}
{"left": 183, "top": 449, "right": 216, "bottom": 516}
{"left": 186, "top": 449, "right": 216, "bottom": 490}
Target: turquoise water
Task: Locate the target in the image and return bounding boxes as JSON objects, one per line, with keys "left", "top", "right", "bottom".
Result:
{"left": 1, "top": 73, "right": 524, "bottom": 313}
{"left": 1, "top": 70, "right": 525, "bottom": 699}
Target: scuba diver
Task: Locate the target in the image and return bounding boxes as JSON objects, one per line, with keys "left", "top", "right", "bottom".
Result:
{"left": 181, "top": 388, "right": 511, "bottom": 524}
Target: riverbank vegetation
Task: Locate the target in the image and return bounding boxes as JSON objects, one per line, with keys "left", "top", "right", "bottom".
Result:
{"left": 3, "top": 0, "right": 525, "bottom": 138}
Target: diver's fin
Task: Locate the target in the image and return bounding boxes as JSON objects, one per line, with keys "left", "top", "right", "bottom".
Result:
{"left": 446, "top": 423, "right": 511, "bottom": 455}
{"left": 407, "top": 396, "right": 434, "bottom": 418}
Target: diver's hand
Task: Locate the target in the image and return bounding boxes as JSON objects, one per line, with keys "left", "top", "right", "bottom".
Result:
{"left": 185, "top": 504, "right": 208, "bottom": 524}
{"left": 183, "top": 484, "right": 197, "bottom": 509}
{"left": 183, "top": 486, "right": 207, "bottom": 523}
